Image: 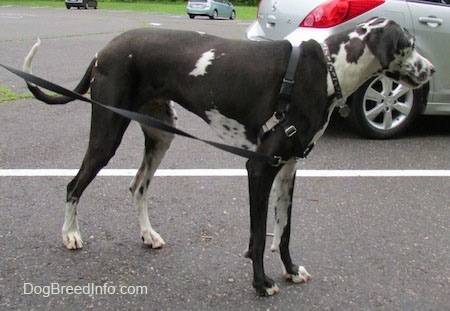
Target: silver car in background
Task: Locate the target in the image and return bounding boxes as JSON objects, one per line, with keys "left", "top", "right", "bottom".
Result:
{"left": 247, "top": 0, "right": 450, "bottom": 139}
{"left": 187, "top": 0, "right": 236, "bottom": 20}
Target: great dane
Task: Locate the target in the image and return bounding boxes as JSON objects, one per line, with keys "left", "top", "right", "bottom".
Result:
{"left": 21, "top": 18, "right": 434, "bottom": 296}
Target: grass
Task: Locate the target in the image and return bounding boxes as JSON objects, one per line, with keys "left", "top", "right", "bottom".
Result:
{"left": 0, "top": 86, "right": 33, "bottom": 103}
{"left": 0, "top": 0, "right": 257, "bottom": 20}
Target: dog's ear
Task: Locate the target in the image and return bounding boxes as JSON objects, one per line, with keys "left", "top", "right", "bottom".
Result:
{"left": 366, "top": 21, "right": 402, "bottom": 69}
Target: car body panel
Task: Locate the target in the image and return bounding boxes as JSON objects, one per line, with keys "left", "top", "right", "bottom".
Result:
{"left": 406, "top": 0, "right": 450, "bottom": 113}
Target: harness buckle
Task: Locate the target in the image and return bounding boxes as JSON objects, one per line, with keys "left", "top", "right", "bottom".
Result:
{"left": 279, "top": 78, "right": 294, "bottom": 98}
{"left": 261, "top": 112, "right": 284, "bottom": 133}
{"left": 284, "top": 125, "right": 297, "bottom": 137}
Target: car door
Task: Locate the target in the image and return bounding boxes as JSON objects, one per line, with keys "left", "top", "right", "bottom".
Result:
{"left": 406, "top": 0, "right": 450, "bottom": 108}
{"left": 217, "top": 0, "right": 231, "bottom": 18}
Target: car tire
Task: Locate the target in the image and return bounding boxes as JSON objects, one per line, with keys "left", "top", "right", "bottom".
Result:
{"left": 230, "top": 10, "right": 236, "bottom": 20}
{"left": 210, "top": 10, "right": 218, "bottom": 20}
{"left": 348, "top": 75, "right": 425, "bottom": 139}
{"left": 189, "top": 14, "right": 195, "bottom": 19}
{"left": 66, "top": 5, "right": 70, "bottom": 9}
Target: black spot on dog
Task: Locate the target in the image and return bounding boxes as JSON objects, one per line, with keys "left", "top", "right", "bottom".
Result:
{"left": 223, "top": 124, "right": 230, "bottom": 131}
{"left": 384, "top": 71, "right": 400, "bottom": 81}
{"left": 345, "top": 38, "right": 365, "bottom": 64}
{"left": 368, "top": 17, "right": 385, "bottom": 26}
{"left": 355, "top": 26, "right": 367, "bottom": 36}
{"left": 325, "top": 32, "right": 351, "bottom": 57}
{"left": 139, "top": 186, "right": 144, "bottom": 195}
{"left": 415, "top": 60, "right": 423, "bottom": 72}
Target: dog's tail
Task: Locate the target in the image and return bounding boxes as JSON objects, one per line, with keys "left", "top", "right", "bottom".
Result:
{"left": 23, "top": 38, "right": 93, "bottom": 105}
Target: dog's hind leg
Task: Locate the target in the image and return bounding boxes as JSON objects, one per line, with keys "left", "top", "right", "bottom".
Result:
{"left": 129, "top": 100, "right": 176, "bottom": 249}
{"left": 63, "top": 104, "right": 131, "bottom": 249}
{"left": 270, "top": 161, "right": 311, "bottom": 284}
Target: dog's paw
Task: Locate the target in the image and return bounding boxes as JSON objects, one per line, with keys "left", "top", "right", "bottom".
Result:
{"left": 141, "top": 229, "right": 165, "bottom": 249}
{"left": 253, "top": 276, "right": 280, "bottom": 297}
{"left": 264, "top": 283, "right": 280, "bottom": 296}
{"left": 62, "top": 230, "right": 83, "bottom": 250}
{"left": 254, "top": 283, "right": 279, "bottom": 297}
{"left": 284, "top": 266, "right": 311, "bottom": 283}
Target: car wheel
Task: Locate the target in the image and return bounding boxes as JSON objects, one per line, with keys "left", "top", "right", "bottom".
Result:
{"left": 348, "top": 75, "right": 424, "bottom": 139}
{"left": 230, "top": 10, "right": 236, "bottom": 20}
{"left": 189, "top": 14, "right": 195, "bottom": 19}
{"left": 66, "top": 5, "right": 70, "bottom": 9}
{"left": 210, "top": 10, "right": 218, "bottom": 19}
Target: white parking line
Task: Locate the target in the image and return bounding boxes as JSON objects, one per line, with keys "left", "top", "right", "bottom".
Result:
{"left": 1, "top": 169, "right": 449, "bottom": 177}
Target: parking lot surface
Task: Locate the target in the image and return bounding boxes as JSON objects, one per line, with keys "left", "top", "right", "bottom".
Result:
{"left": 0, "top": 5, "right": 449, "bottom": 310}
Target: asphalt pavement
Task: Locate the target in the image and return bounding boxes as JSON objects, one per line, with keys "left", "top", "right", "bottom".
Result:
{"left": 0, "top": 5, "right": 449, "bottom": 310}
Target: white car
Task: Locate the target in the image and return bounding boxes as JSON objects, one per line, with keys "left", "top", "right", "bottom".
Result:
{"left": 247, "top": 0, "right": 450, "bottom": 138}
{"left": 187, "top": 0, "right": 236, "bottom": 20}
{"left": 65, "top": 0, "right": 97, "bottom": 10}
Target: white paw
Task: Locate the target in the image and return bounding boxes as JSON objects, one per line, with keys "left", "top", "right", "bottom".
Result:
{"left": 265, "top": 284, "right": 280, "bottom": 296}
{"left": 284, "top": 266, "right": 311, "bottom": 283}
{"left": 142, "top": 230, "right": 165, "bottom": 249}
{"left": 62, "top": 230, "right": 83, "bottom": 250}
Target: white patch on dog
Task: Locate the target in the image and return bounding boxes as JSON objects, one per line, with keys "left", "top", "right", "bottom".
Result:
{"left": 284, "top": 266, "right": 312, "bottom": 283}
{"left": 62, "top": 201, "right": 83, "bottom": 249}
{"left": 189, "top": 49, "right": 215, "bottom": 77}
{"left": 270, "top": 161, "right": 297, "bottom": 253}
{"left": 205, "top": 109, "right": 255, "bottom": 150}
{"left": 331, "top": 43, "right": 379, "bottom": 96}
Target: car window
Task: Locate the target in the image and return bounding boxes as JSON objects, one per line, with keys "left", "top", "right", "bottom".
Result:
{"left": 409, "top": 0, "right": 449, "bottom": 5}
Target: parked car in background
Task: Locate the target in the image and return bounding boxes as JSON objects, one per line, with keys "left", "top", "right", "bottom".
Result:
{"left": 247, "top": 0, "right": 450, "bottom": 139}
{"left": 65, "top": 0, "right": 98, "bottom": 10}
{"left": 187, "top": 0, "right": 236, "bottom": 20}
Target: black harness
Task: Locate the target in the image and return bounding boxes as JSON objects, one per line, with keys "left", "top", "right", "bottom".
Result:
{"left": 257, "top": 43, "right": 346, "bottom": 162}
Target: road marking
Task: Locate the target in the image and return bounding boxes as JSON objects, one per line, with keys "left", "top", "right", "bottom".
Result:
{"left": 1, "top": 169, "right": 449, "bottom": 177}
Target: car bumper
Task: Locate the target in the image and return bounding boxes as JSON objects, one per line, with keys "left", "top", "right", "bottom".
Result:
{"left": 187, "top": 8, "right": 211, "bottom": 15}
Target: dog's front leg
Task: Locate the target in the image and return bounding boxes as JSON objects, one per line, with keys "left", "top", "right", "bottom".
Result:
{"left": 245, "top": 159, "right": 280, "bottom": 296}
{"left": 270, "top": 161, "right": 311, "bottom": 284}
{"left": 62, "top": 200, "right": 83, "bottom": 249}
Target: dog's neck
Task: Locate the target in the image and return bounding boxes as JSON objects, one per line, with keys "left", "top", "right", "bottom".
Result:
{"left": 324, "top": 33, "right": 382, "bottom": 100}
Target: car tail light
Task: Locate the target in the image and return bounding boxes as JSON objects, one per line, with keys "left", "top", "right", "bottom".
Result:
{"left": 300, "top": 0, "right": 385, "bottom": 28}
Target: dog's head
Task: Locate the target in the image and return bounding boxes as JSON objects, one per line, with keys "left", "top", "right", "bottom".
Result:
{"left": 359, "top": 17, "right": 435, "bottom": 88}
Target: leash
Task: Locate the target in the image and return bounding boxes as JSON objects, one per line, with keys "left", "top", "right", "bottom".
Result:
{"left": 1, "top": 64, "right": 294, "bottom": 167}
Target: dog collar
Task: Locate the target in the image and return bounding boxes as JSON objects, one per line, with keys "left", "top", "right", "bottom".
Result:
{"left": 322, "top": 43, "right": 346, "bottom": 109}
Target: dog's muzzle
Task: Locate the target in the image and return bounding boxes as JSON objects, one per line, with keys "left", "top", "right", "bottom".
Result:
{"left": 388, "top": 50, "right": 435, "bottom": 89}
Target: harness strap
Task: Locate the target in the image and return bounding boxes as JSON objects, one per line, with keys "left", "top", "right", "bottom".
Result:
{"left": 258, "top": 45, "right": 313, "bottom": 159}
{"left": 1, "top": 64, "right": 290, "bottom": 167}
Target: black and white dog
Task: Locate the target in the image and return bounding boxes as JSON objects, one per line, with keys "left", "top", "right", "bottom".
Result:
{"left": 22, "top": 18, "right": 434, "bottom": 296}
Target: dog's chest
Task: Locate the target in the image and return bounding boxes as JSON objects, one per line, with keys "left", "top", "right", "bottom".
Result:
{"left": 205, "top": 109, "right": 256, "bottom": 151}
